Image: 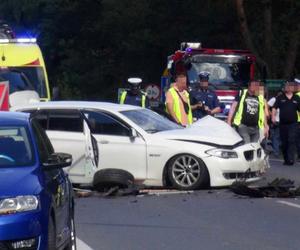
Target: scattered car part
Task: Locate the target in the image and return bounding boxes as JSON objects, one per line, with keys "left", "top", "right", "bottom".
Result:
{"left": 93, "top": 169, "right": 134, "bottom": 191}
{"left": 103, "top": 185, "right": 143, "bottom": 197}
{"left": 73, "top": 187, "right": 93, "bottom": 198}
{"left": 230, "top": 178, "right": 300, "bottom": 198}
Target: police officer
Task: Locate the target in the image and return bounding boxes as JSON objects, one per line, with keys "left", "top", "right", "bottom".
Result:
{"left": 190, "top": 71, "right": 221, "bottom": 120}
{"left": 227, "top": 80, "right": 268, "bottom": 143}
{"left": 119, "top": 77, "right": 148, "bottom": 108}
{"left": 272, "top": 80, "right": 300, "bottom": 165}
{"left": 165, "top": 71, "right": 193, "bottom": 126}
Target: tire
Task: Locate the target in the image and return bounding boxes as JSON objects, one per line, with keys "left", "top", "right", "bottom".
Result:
{"left": 66, "top": 211, "right": 77, "bottom": 250}
{"left": 93, "top": 169, "right": 134, "bottom": 191}
{"left": 168, "top": 154, "right": 209, "bottom": 190}
{"left": 48, "top": 218, "right": 56, "bottom": 250}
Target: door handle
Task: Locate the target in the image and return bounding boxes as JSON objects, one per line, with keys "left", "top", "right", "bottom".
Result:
{"left": 99, "top": 140, "right": 109, "bottom": 144}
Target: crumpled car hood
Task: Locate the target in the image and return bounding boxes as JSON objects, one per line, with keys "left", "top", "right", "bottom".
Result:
{"left": 155, "top": 116, "right": 243, "bottom": 147}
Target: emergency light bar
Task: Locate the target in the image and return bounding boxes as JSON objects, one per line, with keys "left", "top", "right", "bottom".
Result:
{"left": 0, "top": 38, "right": 37, "bottom": 44}
{"left": 180, "top": 42, "right": 202, "bottom": 50}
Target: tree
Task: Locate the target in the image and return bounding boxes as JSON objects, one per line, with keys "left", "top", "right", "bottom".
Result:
{"left": 236, "top": 0, "right": 300, "bottom": 79}
{"left": 1, "top": 0, "right": 299, "bottom": 100}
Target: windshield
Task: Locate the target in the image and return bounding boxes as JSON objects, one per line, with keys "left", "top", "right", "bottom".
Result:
{"left": 121, "top": 109, "right": 183, "bottom": 133}
{"left": 0, "top": 126, "right": 35, "bottom": 167}
{"left": 0, "top": 67, "right": 47, "bottom": 98}
{"left": 187, "top": 54, "right": 251, "bottom": 90}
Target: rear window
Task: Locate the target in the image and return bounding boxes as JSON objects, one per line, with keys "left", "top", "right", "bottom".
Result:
{"left": 0, "top": 126, "right": 35, "bottom": 167}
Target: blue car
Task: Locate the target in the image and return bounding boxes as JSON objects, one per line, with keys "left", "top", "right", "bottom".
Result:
{"left": 0, "top": 112, "right": 76, "bottom": 250}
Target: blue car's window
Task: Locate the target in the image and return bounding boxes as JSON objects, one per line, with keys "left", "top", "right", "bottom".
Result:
{"left": 0, "top": 126, "right": 34, "bottom": 166}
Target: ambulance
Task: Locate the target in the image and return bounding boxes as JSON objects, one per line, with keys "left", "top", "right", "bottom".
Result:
{"left": 0, "top": 36, "right": 51, "bottom": 109}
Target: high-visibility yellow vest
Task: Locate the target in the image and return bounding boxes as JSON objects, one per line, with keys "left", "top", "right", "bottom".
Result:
{"left": 119, "top": 91, "right": 146, "bottom": 108}
{"left": 233, "top": 89, "right": 265, "bottom": 128}
{"left": 166, "top": 87, "right": 193, "bottom": 125}
{"left": 296, "top": 92, "right": 300, "bottom": 122}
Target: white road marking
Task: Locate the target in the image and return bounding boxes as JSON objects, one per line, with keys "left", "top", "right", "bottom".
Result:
{"left": 277, "top": 200, "right": 300, "bottom": 209}
{"left": 76, "top": 237, "right": 93, "bottom": 250}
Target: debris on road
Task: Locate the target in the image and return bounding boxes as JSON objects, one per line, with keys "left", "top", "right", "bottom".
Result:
{"left": 230, "top": 178, "right": 300, "bottom": 198}
{"left": 103, "top": 185, "right": 145, "bottom": 197}
{"left": 74, "top": 184, "right": 197, "bottom": 198}
{"left": 73, "top": 184, "right": 148, "bottom": 198}
{"left": 73, "top": 188, "right": 93, "bottom": 198}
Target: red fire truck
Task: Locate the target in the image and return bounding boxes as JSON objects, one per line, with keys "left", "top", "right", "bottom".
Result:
{"left": 161, "top": 42, "right": 256, "bottom": 119}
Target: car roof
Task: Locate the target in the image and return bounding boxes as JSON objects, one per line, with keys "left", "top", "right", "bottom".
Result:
{"left": 0, "top": 111, "right": 30, "bottom": 126}
{"left": 14, "top": 101, "right": 143, "bottom": 112}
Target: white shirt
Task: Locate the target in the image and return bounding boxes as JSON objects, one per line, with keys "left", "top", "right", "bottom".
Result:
{"left": 268, "top": 97, "right": 279, "bottom": 122}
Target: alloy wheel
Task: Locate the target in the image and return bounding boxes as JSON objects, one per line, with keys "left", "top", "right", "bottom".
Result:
{"left": 171, "top": 155, "right": 201, "bottom": 188}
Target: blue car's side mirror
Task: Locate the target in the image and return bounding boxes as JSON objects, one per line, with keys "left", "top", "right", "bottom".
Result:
{"left": 43, "top": 153, "right": 72, "bottom": 170}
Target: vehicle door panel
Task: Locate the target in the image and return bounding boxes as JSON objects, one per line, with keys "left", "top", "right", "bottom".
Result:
{"left": 46, "top": 131, "right": 85, "bottom": 177}
{"left": 93, "top": 134, "right": 147, "bottom": 179}
{"left": 24, "top": 108, "right": 99, "bottom": 184}
{"left": 84, "top": 110, "right": 147, "bottom": 180}
{"left": 45, "top": 169, "right": 70, "bottom": 247}
{"left": 31, "top": 120, "right": 70, "bottom": 247}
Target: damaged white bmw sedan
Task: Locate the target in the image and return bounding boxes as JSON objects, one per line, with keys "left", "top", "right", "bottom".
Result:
{"left": 13, "top": 101, "right": 268, "bottom": 190}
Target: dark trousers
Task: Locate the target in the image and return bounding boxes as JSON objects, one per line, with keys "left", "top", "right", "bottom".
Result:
{"left": 279, "top": 123, "right": 297, "bottom": 163}
{"left": 270, "top": 124, "right": 281, "bottom": 156}
{"left": 297, "top": 123, "right": 300, "bottom": 157}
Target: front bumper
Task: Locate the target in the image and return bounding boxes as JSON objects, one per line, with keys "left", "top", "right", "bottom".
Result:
{"left": 203, "top": 143, "right": 268, "bottom": 187}
{"left": 0, "top": 210, "right": 42, "bottom": 249}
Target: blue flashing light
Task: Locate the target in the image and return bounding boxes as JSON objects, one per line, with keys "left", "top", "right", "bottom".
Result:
{"left": 17, "top": 38, "right": 37, "bottom": 43}
{"left": 0, "top": 37, "right": 37, "bottom": 43}
{"left": 0, "top": 39, "right": 9, "bottom": 43}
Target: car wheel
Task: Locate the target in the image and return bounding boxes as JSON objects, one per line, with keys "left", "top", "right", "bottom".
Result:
{"left": 168, "top": 154, "right": 209, "bottom": 190}
{"left": 66, "top": 212, "right": 77, "bottom": 250}
{"left": 93, "top": 169, "right": 134, "bottom": 191}
{"left": 48, "top": 218, "right": 56, "bottom": 250}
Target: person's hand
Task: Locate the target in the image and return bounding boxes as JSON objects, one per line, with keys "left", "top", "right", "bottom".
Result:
{"left": 197, "top": 102, "right": 203, "bottom": 109}
{"left": 271, "top": 116, "right": 276, "bottom": 124}
{"left": 264, "top": 126, "right": 269, "bottom": 138}
{"left": 204, "top": 105, "right": 211, "bottom": 114}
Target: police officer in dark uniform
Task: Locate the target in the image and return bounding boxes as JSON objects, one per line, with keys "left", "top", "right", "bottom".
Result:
{"left": 190, "top": 71, "right": 221, "bottom": 120}
{"left": 119, "top": 77, "right": 149, "bottom": 108}
{"left": 295, "top": 77, "right": 300, "bottom": 160}
{"left": 272, "top": 80, "right": 300, "bottom": 165}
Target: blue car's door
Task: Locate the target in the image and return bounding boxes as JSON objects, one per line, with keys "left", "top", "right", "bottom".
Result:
{"left": 31, "top": 120, "right": 72, "bottom": 248}
{"left": 44, "top": 168, "right": 71, "bottom": 247}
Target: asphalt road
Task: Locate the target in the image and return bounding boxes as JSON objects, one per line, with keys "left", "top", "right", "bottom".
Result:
{"left": 75, "top": 158, "right": 300, "bottom": 250}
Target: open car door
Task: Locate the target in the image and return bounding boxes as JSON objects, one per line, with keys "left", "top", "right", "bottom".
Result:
{"left": 81, "top": 112, "right": 99, "bottom": 178}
